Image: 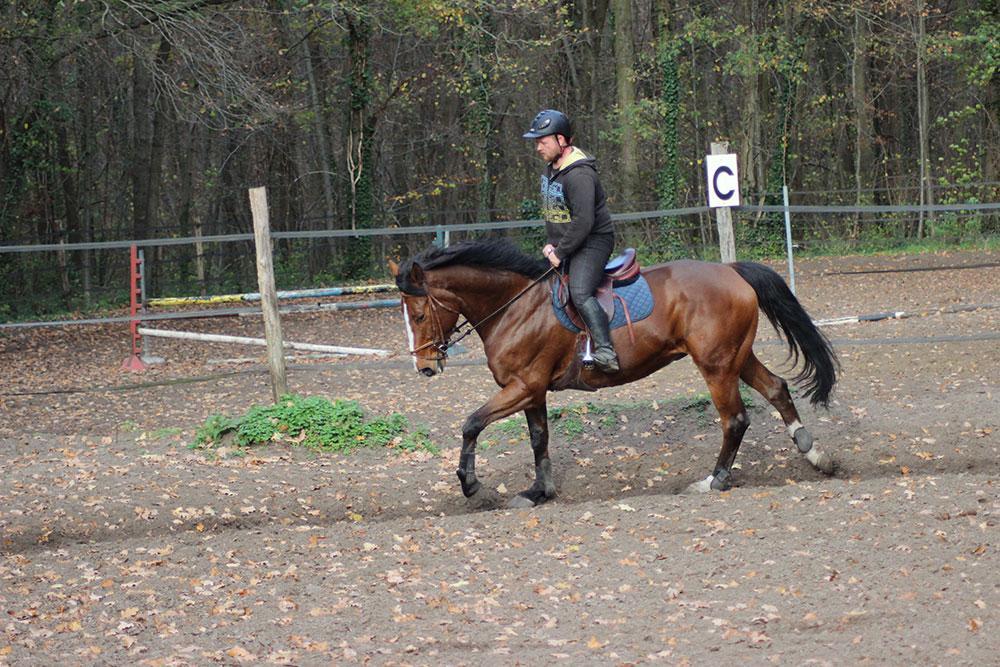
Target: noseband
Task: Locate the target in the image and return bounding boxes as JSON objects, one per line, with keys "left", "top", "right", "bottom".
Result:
{"left": 407, "top": 266, "right": 555, "bottom": 361}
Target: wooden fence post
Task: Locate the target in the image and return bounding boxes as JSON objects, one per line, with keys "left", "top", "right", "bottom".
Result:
{"left": 710, "top": 141, "right": 737, "bottom": 263}
{"left": 248, "top": 187, "right": 288, "bottom": 401}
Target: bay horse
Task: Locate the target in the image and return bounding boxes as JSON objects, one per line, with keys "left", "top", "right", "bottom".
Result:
{"left": 389, "top": 239, "right": 837, "bottom": 508}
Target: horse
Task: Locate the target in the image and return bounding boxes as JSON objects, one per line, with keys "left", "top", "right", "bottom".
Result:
{"left": 389, "top": 239, "right": 838, "bottom": 508}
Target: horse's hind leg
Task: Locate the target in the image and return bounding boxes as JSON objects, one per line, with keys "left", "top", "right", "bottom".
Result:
{"left": 740, "top": 352, "right": 835, "bottom": 474}
{"left": 508, "top": 405, "right": 556, "bottom": 509}
{"left": 685, "top": 374, "right": 749, "bottom": 493}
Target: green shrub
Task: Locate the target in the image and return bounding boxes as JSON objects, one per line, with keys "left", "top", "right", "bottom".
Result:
{"left": 191, "top": 394, "right": 438, "bottom": 455}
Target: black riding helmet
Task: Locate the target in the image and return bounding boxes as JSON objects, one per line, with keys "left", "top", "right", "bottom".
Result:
{"left": 522, "top": 109, "right": 572, "bottom": 141}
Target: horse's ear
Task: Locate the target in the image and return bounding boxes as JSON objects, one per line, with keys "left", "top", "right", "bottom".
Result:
{"left": 409, "top": 263, "right": 426, "bottom": 286}
{"left": 387, "top": 259, "right": 399, "bottom": 277}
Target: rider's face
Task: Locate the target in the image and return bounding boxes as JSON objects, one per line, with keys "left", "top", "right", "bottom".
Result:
{"left": 534, "top": 135, "right": 564, "bottom": 164}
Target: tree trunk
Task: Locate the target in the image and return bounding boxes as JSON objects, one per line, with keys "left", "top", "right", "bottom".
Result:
{"left": 147, "top": 37, "right": 172, "bottom": 294}
{"left": 655, "top": 0, "right": 679, "bottom": 209}
{"left": 851, "top": 8, "right": 875, "bottom": 235}
{"left": 345, "top": 11, "right": 375, "bottom": 277}
{"left": 612, "top": 0, "right": 638, "bottom": 206}
{"left": 300, "top": 31, "right": 336, "bottom": 225}
{"left": 466, "top": 10, "right": 500, "bottom": 223}
{"left": 51, "top": 71, "right": 81, "bottom": 306}
{"left": 915, "top": 0, "right": 934, "bottom": 237}
{"left": 582, "top": 0, "right": 610, "bottom": 145}
{"left": 739, "top": 0, "right": 763, "bottom": 198}
{"left": 77, "top": 55, "right": 93, "bottom": 308}
{"left": 131, "top": 47, "right": 153, "bottom": 240}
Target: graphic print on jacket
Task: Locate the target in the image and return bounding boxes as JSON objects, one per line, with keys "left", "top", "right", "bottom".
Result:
{"left": 538, "top": 147, "right": 614, "bottom": 261}
{"left": 540, "top": 175, "right": 571, "bottom": 224}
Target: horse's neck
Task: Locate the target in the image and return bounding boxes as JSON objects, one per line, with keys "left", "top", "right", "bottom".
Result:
{"left": 434, "top": 268, "right": 534, "bottom": 328}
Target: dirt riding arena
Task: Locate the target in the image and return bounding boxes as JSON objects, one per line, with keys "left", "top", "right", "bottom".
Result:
{"left": 1, "top": 250, "right": 998, "bottom": 665}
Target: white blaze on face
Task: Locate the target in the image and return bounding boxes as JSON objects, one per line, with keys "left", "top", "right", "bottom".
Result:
{"left": 402, "top": 301, "right": 417, "bottom": 371}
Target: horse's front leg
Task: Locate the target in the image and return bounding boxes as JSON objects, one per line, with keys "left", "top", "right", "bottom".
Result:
{"left": 456, "top": 381, "right": 538, "bottom": 499}
{"left": 508, "top": 404, "right": 555, "bottom": 509}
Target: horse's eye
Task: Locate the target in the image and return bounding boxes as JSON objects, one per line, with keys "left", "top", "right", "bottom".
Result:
{"left": 414, "top": 314, "right": 426, "bottom": 323}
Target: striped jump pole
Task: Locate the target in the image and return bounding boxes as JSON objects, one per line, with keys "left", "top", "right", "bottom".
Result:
{"left": 121, "top": 244, "right": 146, "bottom": 371}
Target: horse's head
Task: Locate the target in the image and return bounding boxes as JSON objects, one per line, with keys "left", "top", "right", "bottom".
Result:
{"left": 389, "top": 259, "right": 461, "bottom": 377}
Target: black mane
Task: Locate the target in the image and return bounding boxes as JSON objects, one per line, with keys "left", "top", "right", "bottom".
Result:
{"left": 396, "top": 239, "right": 549, "bottom": 295}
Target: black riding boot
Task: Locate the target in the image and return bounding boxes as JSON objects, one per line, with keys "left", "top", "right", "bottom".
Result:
{"left": 578, "top": 297, "right": 619, "bottom": 373}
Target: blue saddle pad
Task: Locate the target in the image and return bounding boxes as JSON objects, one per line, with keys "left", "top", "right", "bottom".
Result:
{"left": 552, "top": 275, "right": 654, "bottom": 333}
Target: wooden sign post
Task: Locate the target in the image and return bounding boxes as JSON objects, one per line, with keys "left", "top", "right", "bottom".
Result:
{"left": 248, "top": 187, "right": 288, "bottom": 402}
{"left": 707, "top": 141, "right": 739, "bottom": 263}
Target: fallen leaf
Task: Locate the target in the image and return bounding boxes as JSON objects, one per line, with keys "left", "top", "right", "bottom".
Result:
{"left": 226, "top": 646, "right": 256, "bottom": 661}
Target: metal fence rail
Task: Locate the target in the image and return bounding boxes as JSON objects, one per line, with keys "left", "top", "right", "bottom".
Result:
{"left": 1, "top": 200, "right": 997, "bottom": 323}
{"left": 3, "top": 202, "right": 998, "bottom": 254}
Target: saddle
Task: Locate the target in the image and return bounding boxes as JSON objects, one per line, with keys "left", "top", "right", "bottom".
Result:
{"left": 558, "top": 248, "right": 642, "bottom": 341}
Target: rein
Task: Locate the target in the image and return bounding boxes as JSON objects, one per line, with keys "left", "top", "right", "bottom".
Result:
{"left": 409, "top": 266, "right": 556, "bottom": 359}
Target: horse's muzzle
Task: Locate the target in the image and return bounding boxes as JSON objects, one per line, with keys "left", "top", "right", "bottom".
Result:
{"left": 418, "top": 358, "right": 445, "bottom": 376}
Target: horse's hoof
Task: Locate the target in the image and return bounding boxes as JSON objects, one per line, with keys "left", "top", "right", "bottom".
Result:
{"left": 461, "top": 479, "right": 481, "bottom": 498}
{"left": 793, "top": 427, "right": 814, "bottom": 454}
{"left": 509, "top": 483, "right": 553, "bottom": 508}
{"left": 808, "top": 450, "right": 836, "bottom": 475}
{"left": 456, "top": 469, "right": 481, "bottom": 498}
{"left": 466, "top": 486, "right": 502, "bottom": 510}
{"left": 709, "top": 468, "right": 733, "bottom": 491}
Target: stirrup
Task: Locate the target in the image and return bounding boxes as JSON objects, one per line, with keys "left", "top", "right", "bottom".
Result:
{"left": 592, "top": 350, "right": 619, "bottom": 373}
{"left": 584, "top": 339, "right": 619, "bottom": 372}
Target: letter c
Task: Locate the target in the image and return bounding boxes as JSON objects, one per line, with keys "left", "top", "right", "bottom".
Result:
{"left": 713, "top": 166, "right": 735, "bottom": 201}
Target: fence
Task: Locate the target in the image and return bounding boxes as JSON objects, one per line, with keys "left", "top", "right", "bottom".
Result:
{"left": 1, "top": 195, "right": 998, "bottom": 324}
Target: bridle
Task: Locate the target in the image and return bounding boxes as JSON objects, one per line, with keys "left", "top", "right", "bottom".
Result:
{"left": 407, "top": 289, "right": 462, "bottom": 362}
{"left": 407, "top": 266, "right": 556, "bottom": 361}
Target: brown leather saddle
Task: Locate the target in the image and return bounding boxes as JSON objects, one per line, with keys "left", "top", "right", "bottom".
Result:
{"left": 558, "top": 248, "right": 641, "bottom": 341}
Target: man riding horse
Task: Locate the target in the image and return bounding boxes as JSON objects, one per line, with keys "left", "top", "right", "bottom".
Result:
{"left": 524, "top": 109, "right": 620, "bottom": 373}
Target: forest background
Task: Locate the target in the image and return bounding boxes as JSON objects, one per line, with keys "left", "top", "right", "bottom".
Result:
{"left": 0, "top": 0, "right": 997, "bottom": 318}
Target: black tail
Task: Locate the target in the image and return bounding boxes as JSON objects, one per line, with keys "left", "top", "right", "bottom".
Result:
{"left": 731, "top": 262, "right": 838, "bottom": 407}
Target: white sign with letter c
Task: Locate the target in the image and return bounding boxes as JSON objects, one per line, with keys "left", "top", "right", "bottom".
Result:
{"left": 705, "top": 153, "right": 741, "bottom": 208}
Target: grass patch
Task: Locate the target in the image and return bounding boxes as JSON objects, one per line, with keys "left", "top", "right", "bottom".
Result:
{"left": 190, "top": 394, "right": 439, "bottom": 456}
{"left": 118, "top": 419, "right": 139, "bottom": 433}
{"left": 549, "top": 400, "right": 653, "bottom": 436}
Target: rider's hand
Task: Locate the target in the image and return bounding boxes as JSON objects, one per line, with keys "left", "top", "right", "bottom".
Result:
{"left": 542, "top": 244, "right": 561, "bottom": 268}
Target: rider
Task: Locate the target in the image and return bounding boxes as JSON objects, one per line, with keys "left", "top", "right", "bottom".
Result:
{"left": 523, "top": 109, "right": 619, "bottom": 373}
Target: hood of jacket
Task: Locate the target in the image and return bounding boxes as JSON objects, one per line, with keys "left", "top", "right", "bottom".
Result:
{"left": 552, "top": 147, "right": 597, "bottom": 175}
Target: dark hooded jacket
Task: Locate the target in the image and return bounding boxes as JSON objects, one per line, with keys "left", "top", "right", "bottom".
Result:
{"left": 539, "top": 147, "right": 614, "bottom": 261}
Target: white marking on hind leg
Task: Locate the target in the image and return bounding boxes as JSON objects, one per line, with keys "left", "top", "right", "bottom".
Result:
{"left": 806, "top": 447, "right": 823, "bottom": 466}
{"left": 685, "top": 474, "right": 715, "bottom": 494}
{"left": 402, "top": 303, "right": 417, "bottom": 371}
{"left": 787, "top": 420, "right": 804, "bottom": 439}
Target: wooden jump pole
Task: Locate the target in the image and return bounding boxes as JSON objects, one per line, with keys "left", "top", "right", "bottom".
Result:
{"left": 249, "top": 187, "right": 288, "bottom": 401}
